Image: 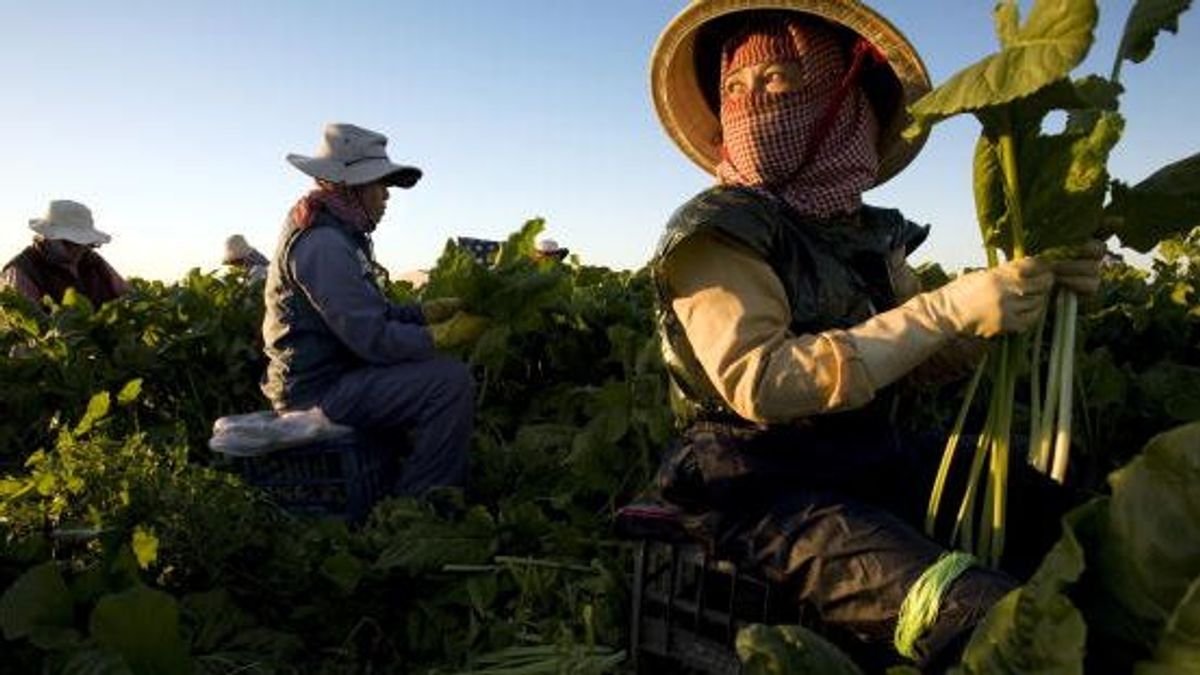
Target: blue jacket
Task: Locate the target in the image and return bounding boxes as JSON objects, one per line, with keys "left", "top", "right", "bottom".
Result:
{"left": 260, "top": 209, "right": 433, "bottom": 410}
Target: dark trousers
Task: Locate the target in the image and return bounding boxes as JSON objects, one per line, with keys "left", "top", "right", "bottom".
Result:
{"left": 655, "top": 422, "right": 1070, "bottom": 671}
{"left": 319, "top": 357, "right": 474, "bottom": 496}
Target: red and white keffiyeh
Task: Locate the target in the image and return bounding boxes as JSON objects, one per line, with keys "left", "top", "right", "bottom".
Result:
{"left": 715, "top": 17, "right": 880, "bottom": 218}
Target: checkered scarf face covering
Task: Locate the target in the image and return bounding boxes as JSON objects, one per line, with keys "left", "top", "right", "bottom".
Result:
{"left": 715, "top": 18, "right": 879, "bottom": 218}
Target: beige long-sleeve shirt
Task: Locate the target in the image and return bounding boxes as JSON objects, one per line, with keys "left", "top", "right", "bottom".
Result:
{"left": 663, "top": 232, "right": 983, "bottom": 425}
{"left": 662, "top": 232, "right": 878, "bottom": 424}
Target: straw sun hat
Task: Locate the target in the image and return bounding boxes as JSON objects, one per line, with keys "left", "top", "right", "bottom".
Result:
{"left": 288, "top": 123, "right": 422, "bottom": 188}
{"left": 650, "top": 0, "right": 931, "bottom": 186}
{"left": 28, "top": 200, "right": 111, "bottom": 247}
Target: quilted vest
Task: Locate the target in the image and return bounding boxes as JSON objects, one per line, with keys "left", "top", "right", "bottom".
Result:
{"left": 650, "top": 186, "right": 929, "bottom": 427}
{"left": 260, "top": 211, "right": 383, "bottom": 410}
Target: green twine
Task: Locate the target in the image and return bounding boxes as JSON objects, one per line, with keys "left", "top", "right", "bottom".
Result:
{"left": 894, "top": 551, "right": 978, "bottom": 660}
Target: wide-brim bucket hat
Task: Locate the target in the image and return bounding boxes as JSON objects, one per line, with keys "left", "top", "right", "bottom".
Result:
{"left": 28, "top": 200, "right": 111, "bottom": 247}
{"left": 288, "top": 123, "right": 423, "bottom": 188}
{"left": 651, "top": 0, "right": 931, "bottom": 186}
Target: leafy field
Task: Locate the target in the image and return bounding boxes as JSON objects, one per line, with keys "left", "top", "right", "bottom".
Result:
{"left": 1, "top": 217, "right": 1197, "bottom": 673}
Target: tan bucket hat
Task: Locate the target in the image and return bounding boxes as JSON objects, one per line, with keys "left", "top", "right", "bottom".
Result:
{"left": 28, "top": 200, "right": 111, "bottom": 247}
{"left": 287, "top": 123, "right": 422, "bottom": 188}
{"left": 650, "top": 0, "right": 931, "bottom": 186}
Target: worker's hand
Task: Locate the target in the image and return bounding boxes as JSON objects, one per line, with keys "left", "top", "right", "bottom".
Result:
{"left": 1048, "top": 240, "right": 1105, "bottom": 296}
{"left": 421, "top": 297, "right": 464, "bottom": 324}
{"left": 921, "top": 258, "right": 1053, "bottom": 338}
{"left": 430, "top": 312, "right": 489, "bottom": 350}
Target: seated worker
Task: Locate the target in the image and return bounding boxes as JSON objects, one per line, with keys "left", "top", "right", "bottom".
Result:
{"left": 1, "top": 200, "right": 129, "bottom": 307}
{"left": 261, "top": 122, "right": 474, "bottom": 497}
{"left": 223, "top": 234, "right": 269, "bottom": 281}
{"left": 646, "top": 2, "right": 1104, "bottom": 670}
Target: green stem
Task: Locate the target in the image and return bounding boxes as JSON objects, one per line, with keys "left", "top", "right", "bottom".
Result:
{"left": 1032, "top": 293, "right": 1068, "bottom": 472}
{"left": 1028, "top": 303, "right": 1049, "bottom": 459}
{"left": 990, "top": 339, "right": 1020, "bottom": 567}
{"left": 926, "top": 352, "right": 989, "bottom": 538}
{"left": 997, "top": 119, "right": 1028, "bottom": 260}
{"left": 1050, "top": 291, "right": 1078, "bottom": 483}
{"left": 953, "top": 356, "right": 1003, "bottom": 554}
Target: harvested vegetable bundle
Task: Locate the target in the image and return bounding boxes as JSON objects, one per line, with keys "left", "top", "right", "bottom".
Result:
{"left": 908, "top": 0, "right": 1200, "bottom": 566}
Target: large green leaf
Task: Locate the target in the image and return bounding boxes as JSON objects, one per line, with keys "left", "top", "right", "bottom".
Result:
{"left": 736, "top": 623, "right": 863, "bottom": 675}
{"left": 90, "top": 585, "right": 193, "bottom": 675}
{"left": 0, "top": 561, "right": 75, "bottom": 643}
{"left": 973, "top": 133, "right": 1009, "bottom": 254}
{"left": 1116, "top": 0, "right": 1194, "bottom": 67}
{"left": 1107, "top": 153, "right": 1200, "bottom": 253}
{"left": 1093, "top": 423, "right": 1200, "bottom": 649}
{"left": 973, "top": 97, "right": 1123, "bottom": 256}
{"left": 1135, "top": 575, "right": 1200, "bottom": 674}
{"left": 950, "top": 500, "right": 1095, "bottom": 674}
{"left": 906, "top": 0, "right": 1098, "bottom": 137}
{"left": 1021, "top": 111, "right": 1125, "bottom": 253}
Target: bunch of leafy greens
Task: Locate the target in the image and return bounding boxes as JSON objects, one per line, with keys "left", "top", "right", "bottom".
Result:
{"left": 909, "top": 0, "right": 1200, "bottom": 566}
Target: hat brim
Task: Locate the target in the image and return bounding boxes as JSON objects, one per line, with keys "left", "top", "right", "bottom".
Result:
{"left": 650, "top": 0, "right": 932, "bottom": 186}
{"left": 287, "top": 154, "right": 423, "bottom": 189}
{"left": 29, "top": 219, "right": 112, "bottom": 247}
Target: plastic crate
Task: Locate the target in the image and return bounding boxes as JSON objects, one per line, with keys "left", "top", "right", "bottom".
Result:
{"left": 230, "top": 432, "right": 397, "bottom": 522}
{"left": 629, "top": 539, "right": 800, "bottom": 675}
{"left": 617, "top": 501, "right": 802, "bottom": 675}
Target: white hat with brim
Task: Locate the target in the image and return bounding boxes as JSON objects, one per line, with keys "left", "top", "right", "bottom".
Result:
{"left": 28, "top": 200, "right": 111, "bottom": 247}
{"left": 287, "top": 122, "right": 422, "bottom": 188}
{"left": 223, "top": 234, "right": 254, "bottom": 264}
{"left": 651, "top": 0, "right": 932, "bottom": 186}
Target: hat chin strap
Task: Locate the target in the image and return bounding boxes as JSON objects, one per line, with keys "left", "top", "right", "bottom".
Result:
{"left": 721, "top": 38, "right": 886, "bottom": 196}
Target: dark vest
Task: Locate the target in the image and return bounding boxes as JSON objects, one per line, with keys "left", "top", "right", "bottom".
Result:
{"left": 260, "top": 211, "right": 383, "bottom": 411}
{"left": 650, "top": 186, "right": 929, "bottom": 428}
{"left": 2, "top": 245, "right": 123, "bottom": 307}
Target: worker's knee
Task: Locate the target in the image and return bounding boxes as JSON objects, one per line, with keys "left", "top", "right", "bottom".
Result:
{"left": 428, "top": 358, "right": 473, "bottom": 407}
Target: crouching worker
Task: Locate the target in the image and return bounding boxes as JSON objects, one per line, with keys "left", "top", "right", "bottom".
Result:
{"left": 261, "top": 122, "right": 475, "bottom": 497}
{"left": 647, "top": 2, "right": 1104, "bottom": 670}
{"left": 1, "top": 200, "right": 129, "bottom": 308}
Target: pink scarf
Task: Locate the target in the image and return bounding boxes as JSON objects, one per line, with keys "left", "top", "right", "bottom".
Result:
{"left": 289, "top": 184, "right": 373, "bottom": 233}
{"left": 715, "top": 18, "right": 880, "bottom": 218}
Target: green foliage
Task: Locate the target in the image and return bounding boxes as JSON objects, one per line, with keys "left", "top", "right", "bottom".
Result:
{"left": 1116, "top": 0, "right": 1194, "bottom": 68}
{"left": 0, "top": 562, "right": 75, "bottom": 645}
{"left": 1107, "top": 154, "right": 1200, "bottom": 253}
{"left": 1091, "top": 423, "right": 1200, "bottom": 650}
{"left": 90, "top": 585, "right": 192, "bottom": 675}
{"left": 906, "top": 0, "right": 1097, "bottom": 139}
{"left": 736, "top": 624, "right": 863, "bottom": 675}
{"left": 0, "top": 271, "right": 266, "bottom": 458}
{"left": 2, "top": 222, "right": 668, "bottom": 673}
{"left": 950, "top": 501, "right": 1092, "bottom": 674}
{"left": 952, "top": 423, "right": 1200, "bottom": 673}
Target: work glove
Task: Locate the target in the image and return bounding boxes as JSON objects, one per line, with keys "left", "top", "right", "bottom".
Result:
{"left": 847, "top": 258, "right": 1053, "bottom": 393}
{"left": 1048, "top": 240, "right": 1105, "bottom": 296}
{"left": 421, "top": 297, "right": 464, "bottom": 324}
{"left": 430, "top": 312, "right": 489, "bottom": 350}
{"left": 919, "top": 257, "right": 1054, "bottom": 338}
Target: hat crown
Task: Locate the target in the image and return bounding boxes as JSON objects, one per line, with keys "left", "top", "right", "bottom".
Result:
{"left": 28, "top": 199, "right": 111, "bottom": 246}
{"left": 44, "top": 200, "right": 94, "bottom": 229}
{"left": 317, "top": 123, "right": 390, "bottom": 166}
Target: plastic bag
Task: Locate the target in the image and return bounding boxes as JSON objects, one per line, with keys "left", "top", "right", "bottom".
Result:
{"left": 208, "top": 408, "right": 353, "bottom": 457}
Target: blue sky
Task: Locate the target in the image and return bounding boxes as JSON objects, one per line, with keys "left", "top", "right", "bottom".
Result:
{"left": 1, "top": 1, "right": 1197, "bottom": 280}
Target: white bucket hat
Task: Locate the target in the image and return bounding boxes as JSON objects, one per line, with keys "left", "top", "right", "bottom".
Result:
{"left": 28, "top": 200, "right": 111, "bottom": 247}
{"left": 287, "top": 123, "right": 422, "bottom": 188}
{"left": 223, "top": 234, "right": 254, "bottom": 263}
